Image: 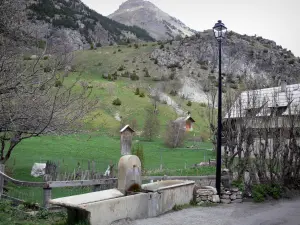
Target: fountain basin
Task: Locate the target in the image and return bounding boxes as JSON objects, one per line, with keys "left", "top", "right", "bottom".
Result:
{"left": 142, "top": 180, "right": 195, "bottom": 217}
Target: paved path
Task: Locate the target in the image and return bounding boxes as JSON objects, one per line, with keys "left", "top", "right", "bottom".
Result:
{"left": 130, "top": 198, "right": 300, "bottom": 225}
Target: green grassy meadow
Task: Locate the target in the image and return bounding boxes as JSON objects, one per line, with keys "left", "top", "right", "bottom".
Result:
{"left": 3, "top": 43, "right": 215, "bottom": 207}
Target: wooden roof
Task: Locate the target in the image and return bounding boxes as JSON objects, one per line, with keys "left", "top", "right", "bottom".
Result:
{"left": 120, "top": 125, "right": 135, "bottom": 133}
{"left": 225, "top": 83, "right": 300, "bottom": 119}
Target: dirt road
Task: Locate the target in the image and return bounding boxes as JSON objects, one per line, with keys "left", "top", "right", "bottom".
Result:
{"left": 131, "top": 198, "right": 300, "bottom": 225}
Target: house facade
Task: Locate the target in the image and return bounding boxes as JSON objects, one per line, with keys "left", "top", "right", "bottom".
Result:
{"left": 222, "top": 82, "right": 300, "bottom": 157}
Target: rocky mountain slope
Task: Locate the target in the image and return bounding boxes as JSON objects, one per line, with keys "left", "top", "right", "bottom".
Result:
{"left": 109, "top": 0, "right": 196, "bottom": 40}
{"left": 150, "top": 31, "right": 300, "bottom": 91}
{"left": 25, "top": 0, "right": 154, "bottom": 50}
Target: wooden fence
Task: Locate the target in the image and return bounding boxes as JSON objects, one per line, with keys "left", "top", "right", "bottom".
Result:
{"left": 0, "top": 166, "right": 117, "bottom": 208}
{"left": 0, "top": 165, "right": 230, "bottom": 209}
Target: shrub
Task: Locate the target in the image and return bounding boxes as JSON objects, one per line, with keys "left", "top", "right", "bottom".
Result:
{"left": 23, "top": 56, "right": 31, "bottom": 60}
{"left": 172, "top": 204, "right": 184, "bottom": 211}
{"left": 152, "top": 76, "right": 161, "bottom": 82}
{"left": 43, "top": 56, "right": 49, "bottom": 60}
{"left": 113, "top": 51, "right": 116, "bottom": 54}
{"left": 54, "top": 80, "right": 63, "bottom": 87}
{"left": 199, "top": 102, "right": 207, "bottom": 107}
{"left": 118, "top": 65, "right": 125, "bottom": 71}
{"left": 154, "top": 59, "right": 158, "bottom": 64}
{"left": 121, "top": 71, "right": 130, "bottom": 78}
{"left": 170, "top": 90, "right": 177, "bottom": 96}
{"left": 44, "top": 66, "right": 52, "bottom": 73}
{"left": 288, "top": 59, "right": 295, "bottom": 64}
{"left": 252, "top": 184, "right": 282, "bottom": 202}
{"left": 230, "top": 83, "right": 238, "bottom": 89}
{"left": 112, "top": 98, "right": 122, "bottom": 106}
{"left": 160, "top": 44, "right": 165, "bottom": 49}
{"left": 90, "top": 43, "right": 94, "bottom": 50}
{"left": 139, "top": 92, "right": 145, "bottom": 98}
{"left": 143, "top": 68, "right": 150, "bottom": 77}
{"left": 263, "top": 49, "right": 268, "bottom": 53}
{"left": 118, "top": 49, "right": 122, "bottom": 52}
{"left": 135, "top": 88, "right": 140, "bottom": 95}
{"left": 165, "top": 121, "right": 186, "bottom": 148}
{"left": 132, "top": 143, "right": 145, "bottom": 171}
{"left": 130, "top": 72, "right": 139, "bottom": 81}
{"left": 134, "top": 43, "right": 139, "bottom": 49}
{"left": 109, "top": 41, "right": 113, "bottom": 46}
{"left": 187, "top": 101, "right": 192, "bottom": 107}
{"left": 201, "top": 65, "right": 208, "bottom": 70}
{"left": 96, "top": 43, "right": 102, "bottom": 48}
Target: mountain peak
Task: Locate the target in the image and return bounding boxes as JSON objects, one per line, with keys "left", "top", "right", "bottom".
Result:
{"left": 109, "top": 0, "right": 196, "bottom": 40}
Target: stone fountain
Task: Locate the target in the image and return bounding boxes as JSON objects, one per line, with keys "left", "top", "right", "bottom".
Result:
{"left": 50, "top": 155, "right": 195, "bottom": 225}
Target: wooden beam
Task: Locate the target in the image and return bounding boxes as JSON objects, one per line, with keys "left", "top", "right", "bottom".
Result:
{"left": 142, "top": 175, "right": 230, "bottom": 181}
{"left": 47, "top": 178, "right": 117, "bottom": 188}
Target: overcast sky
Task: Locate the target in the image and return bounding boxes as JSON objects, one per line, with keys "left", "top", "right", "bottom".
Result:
{"left": 82, "top": 0, "right": 300, "bottom": 56}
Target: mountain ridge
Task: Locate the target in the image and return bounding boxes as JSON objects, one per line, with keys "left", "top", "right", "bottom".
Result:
{"left": 109, "top": 0, "right": 196, "bottom": 40}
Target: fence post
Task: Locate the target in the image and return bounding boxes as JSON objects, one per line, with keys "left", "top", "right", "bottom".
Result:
{"left": 93, "top": 184, "right": 101, "bottom": 192}
{"left": 0, "top": 164, "right": 4, "bottom": 199}
{"left": 43, "top": 187, "right": 52, "bottom": 209}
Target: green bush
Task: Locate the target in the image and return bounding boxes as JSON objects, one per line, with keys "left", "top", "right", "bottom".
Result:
{"left": 43, "top": 56, "right": 49, "bottom": 60}
{"left": 55, "top": 80, "right": 63, "bottom": 87}
{"left": 134, "top": 43, "right": 139, "bottom": 49}
{"left": 252, "top": 184, "right": 282, "bottom": 202}
{"left": 154, "top": 59, "right": 158, "bottom": 64}
{"left": 199, "top": 102, "right": 207, "bottom": 107}
{"left": 231, "top": 179, "right": 245, "bottom": 193}
{"left": 139, "top": 92, "right": 145, "bottom": 98}
{"left": 187, "top": 101, "right": 192, "bottom": 107}
{"left": 118, "top": 49, "right": 122, "bottom": 52}
{"left": 90, "top": 43, "right": 94, "bottom": 50}
{"left": 96, "top": 43, "right": 102, "bottom": 47}
{"left": 160, "top": 44, "right": 164, "bottom": 49}
{"left": 112, "top": 98, "right": 122, "bottom": 106}
{"left": 135, "top": 88, "right": 140, "bottom": 95}
{"left": 130, "top": 73, "right": 140, "bottom": 81}
{"left": 132, "top": 143, "right": 145, "bottom": 171}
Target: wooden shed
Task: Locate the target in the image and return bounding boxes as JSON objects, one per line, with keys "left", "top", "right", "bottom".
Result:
{"left": 120, "top": 125, "right": 135, "bottom": 156}
{"left": 174, "top": 116, "right": 196, "bottom": 132}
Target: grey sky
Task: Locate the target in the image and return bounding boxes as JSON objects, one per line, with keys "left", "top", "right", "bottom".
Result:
{"left": 82, "top": 0, "right": 300, "bottom": 56}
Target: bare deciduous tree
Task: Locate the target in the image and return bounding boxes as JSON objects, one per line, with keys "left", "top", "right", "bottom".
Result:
{"left": 0, "top": 0, "right": 98, "bottom": 163}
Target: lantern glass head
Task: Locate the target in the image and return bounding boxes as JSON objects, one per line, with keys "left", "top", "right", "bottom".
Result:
{"left": 213, "top": 20, "right": 227, "bottom": 40}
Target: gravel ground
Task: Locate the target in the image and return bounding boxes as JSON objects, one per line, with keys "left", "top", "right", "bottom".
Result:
{"left": 113, "top": 198, "right": 300, "bottom": 225}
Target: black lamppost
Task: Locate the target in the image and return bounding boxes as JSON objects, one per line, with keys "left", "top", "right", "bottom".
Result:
{"left": 213, "top": 20, "right": 227, "bottom": 195}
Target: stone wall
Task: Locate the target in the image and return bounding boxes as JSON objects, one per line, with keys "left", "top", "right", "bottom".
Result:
{"left": 220, "top": 188, "right": 243, "bottom": 204}
{"left": 194, "top": 185, "right": 243, "bottom": 205}
{"left": 194, "top": 186, "right": 220, "bottom": 205}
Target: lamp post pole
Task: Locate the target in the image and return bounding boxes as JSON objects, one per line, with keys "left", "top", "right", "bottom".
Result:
{"left": 213, "top": 20, "right": 227, "bottom": 196}
{"left": 216, "top": 38, "right": 222, "bottom": 196}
